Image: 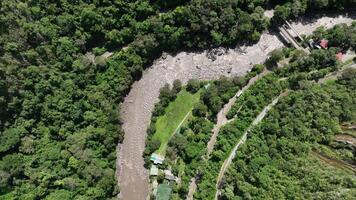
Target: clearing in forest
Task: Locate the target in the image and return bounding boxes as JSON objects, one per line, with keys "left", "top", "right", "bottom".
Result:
{"left": 152, "top": 90, "right": 201, "bottom": 155}
{"left": 156, "top": 183, "right": 172, "bottom": 200}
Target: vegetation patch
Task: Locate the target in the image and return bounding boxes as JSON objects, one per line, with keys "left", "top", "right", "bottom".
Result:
{"left": 156, "top": 184, "right": 172, "bottom": 200}
{"left": 152, "top": 89, "right": 201, "bottom": 154}
{"left": 1, "top": 0, "right": 355, "bottom": 198}
{"left": 219, "top": 75, "right": 356, "bottom": 199}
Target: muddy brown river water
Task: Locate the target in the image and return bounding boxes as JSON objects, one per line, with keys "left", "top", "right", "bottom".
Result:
{"left": 117, "top": 14, "right": 355, "bottom": 200}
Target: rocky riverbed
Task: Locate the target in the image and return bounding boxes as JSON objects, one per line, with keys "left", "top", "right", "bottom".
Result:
{"left": 117, "top": 14, "right": 355, "bottom": 200}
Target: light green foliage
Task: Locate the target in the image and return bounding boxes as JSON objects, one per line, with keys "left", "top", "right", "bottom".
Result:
{"left": 153, "top": 90, "right": 201, "bottom": 154}
{"left": 1, "top": 0, "right": 355, "bottom": 198}
{"left": 220, "top": 78, "right": 356, "bottom": 199}
{"left": 194, "top": 25, "right": 356, "bottom": 199}
{"left": 157, "top": 184, "right": 172, "bottom": 200}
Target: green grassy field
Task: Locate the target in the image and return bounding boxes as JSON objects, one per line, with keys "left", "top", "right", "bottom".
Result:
{"left": 156, "top": 184, "right": 172, "bottom": 200}
{"left": 153, "top": 89, "right": 201, "bottom": 155}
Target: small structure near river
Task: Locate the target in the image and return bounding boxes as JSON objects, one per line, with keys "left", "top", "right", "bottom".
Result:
{"left": 150, "top": 153, "right": 165, "bottom": 164}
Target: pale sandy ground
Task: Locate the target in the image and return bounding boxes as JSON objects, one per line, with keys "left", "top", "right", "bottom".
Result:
{"left": 117, "top": 14, "right": 355, "bottom": 200}
{"left": 291, "top": 13, "right": 355, "bottom": 35}
{"left": 117, "top": 31, "right": 282, "bottom": 200}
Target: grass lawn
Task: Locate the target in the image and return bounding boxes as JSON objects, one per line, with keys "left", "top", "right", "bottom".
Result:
{"left": 156, "top": 184, "right": 172, "bottom": 200}
{"left": 153, "top": 89, "right": 201, "bottom": 155}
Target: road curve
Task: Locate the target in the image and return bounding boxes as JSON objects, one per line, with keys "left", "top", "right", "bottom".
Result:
{"left": 206, "top": 69, "right": 269, "bottom": 155}
{"left": 117, "top": 15, "right": 355, "bottom": 200}
{"left": 214, "top": 92, "right": 288, "bottom": 200}
{"left": 186, "top": 69, "right": 269, "bottom": 200}
{"left": 117, "top": 33, "right": 282, "bottom": 200}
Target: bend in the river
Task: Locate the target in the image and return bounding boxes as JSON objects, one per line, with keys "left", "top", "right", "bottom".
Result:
{"left": 117, "top": 14, "right": 355, "bottom": 200}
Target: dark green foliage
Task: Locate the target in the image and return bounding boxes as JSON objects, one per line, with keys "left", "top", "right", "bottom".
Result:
{"left": 169, "top": 134, "right": 188, "bottom": 155}
{"left": 192, "top": 103, "right": 208, "bottom": 117}
{"left": 159, "top": 84, "right": 176, "bottom": 105}
{"left": 186, "top": 79, "right": 201, "bottom": 93}
{"left": 338, "top": 68, "right": 356, "bottom": 89}
{"left": 273, "top": 0, "right": 356, "bottom": 21}
{"left": 266, "top": 48, "right": 284, "bottom": 69}
{"left": 220, "top": 78, "right": 356, "bottom": 199}
{"left": 201, "top": 85, "right": 223, "bottom": 117}
{"left": 1, "top": 0, "right": 354, "bottom": 198}
{"left": 172, "top": 80, "right": 183, "bottom": 94}
{"left": 152, "top": 81, "right": 182, "bottom": 118}
{"left": 145, "top": 139, "right": 161, "bottom": 156}
{"left": 251, "top": 64, "right": 265, "bottom": 74}
{"left": 0, "top": 0, "right": 161, "bottom": 198}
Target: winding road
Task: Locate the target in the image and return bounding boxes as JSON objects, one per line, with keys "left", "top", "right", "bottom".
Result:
{"left": 117, "top": 14, "right": 355, "bottom": 200}
{"left": 214, "top": 92, "right": 288, "bottom": 200}
{"left": 206, "top": 69, "right": 269, "bottom": 155}
{"left": 186, "top": 69, "right": 269, "bottom": 200}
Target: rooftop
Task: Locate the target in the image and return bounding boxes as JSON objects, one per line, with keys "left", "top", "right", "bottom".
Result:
{"left": 150, "top": 153, "right": 165, "bottom": 164}
{"left": 150, "top": 165, "right": 159, "bottom": 176}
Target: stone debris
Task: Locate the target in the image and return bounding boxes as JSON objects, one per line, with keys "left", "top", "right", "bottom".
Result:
{"left": 117, "top": 14, "right": 356, "bottom": 200}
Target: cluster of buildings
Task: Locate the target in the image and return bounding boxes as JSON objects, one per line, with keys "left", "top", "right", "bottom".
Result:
{"left": 149, "top": 153, "right": 179, "bottom": 181}
{"left": 149, "top": 153, "right": 180, "bottom": 199}
{"left": 279, "top": 20, "right": 344, "bottom": 61}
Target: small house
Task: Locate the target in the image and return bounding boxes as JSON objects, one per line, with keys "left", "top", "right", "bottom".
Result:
{"left": 150, "top": 153, "right": 165, "bottom": 164}
{"left": 150, "top": 165, "right": 159, "bottom": 176}
{"left": 320, "top": 39, "right": 328, "bottom": 49}
{"left": 164, "top": 170, "right": 177, "bottom": 181}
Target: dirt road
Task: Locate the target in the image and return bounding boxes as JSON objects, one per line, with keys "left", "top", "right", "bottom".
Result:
{"left": 186, "top": 70, "right": 269, "bottom": 200}
{"left": 214, "top": 92, "right": 288, "bottom": 200}
{"left": 318, "top": 63, "right": 356, "bottom": 84}
{"left": 206, "top": 69, "right": 269, "bottom": 155}
{"left": 118, "top": 30, "right": 283, "bottom": 200}
{"left": 311, "top": 151, "right": 356, "bottom": 173}
{"left": 117, "top": 15, "right": 355, "bottom": 200}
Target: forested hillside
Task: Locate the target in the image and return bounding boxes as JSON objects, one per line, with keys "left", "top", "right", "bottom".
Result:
{"left": 219, "top": 69, "right": 356, "bottom": 199}
{"left": 145, "top": 22, "right": 356, "bottom": 200}
{"left": 193, "top": 23, "right": 356, "bottom": 199}
{"left": 1, "top": 0, "right": 355, "bottom": 199}
{"left": 0, "top": 0, "right": 270, "bottom": 199}
{"left": 217, "top": 23, "right": 356, "bottom": 199}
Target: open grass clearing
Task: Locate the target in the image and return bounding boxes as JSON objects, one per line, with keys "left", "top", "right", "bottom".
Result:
{"left": 156, "top": 183, "right": 172, "bottom": 200}
{"left": 153, "top": 89, "right": 201, "bottom": 155}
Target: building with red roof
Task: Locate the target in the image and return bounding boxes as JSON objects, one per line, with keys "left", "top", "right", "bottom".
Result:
{"left": 320, "top": 39, "right": 328, "bottom": 49}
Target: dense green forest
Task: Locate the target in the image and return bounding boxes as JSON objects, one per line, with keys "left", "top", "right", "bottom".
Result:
{"left": 216, "top": 23, "right": 356, "bottom": 199}
{"left": 1, "top": 0, "right": 356, "bottom": 199}
{"left": 194, "top": 23, "right": 356, "bottom": 199}
{"left": 144, "top": 64, "right": 266, "bottom": 199}
{"left": 0, "top": 0, "right": 271, "bottom": 199}
{"left": 145, "top": 23, "right": 356, "bottom": 199}
{"left": 219, "top": 69, "right": 356, "bottom": 199}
